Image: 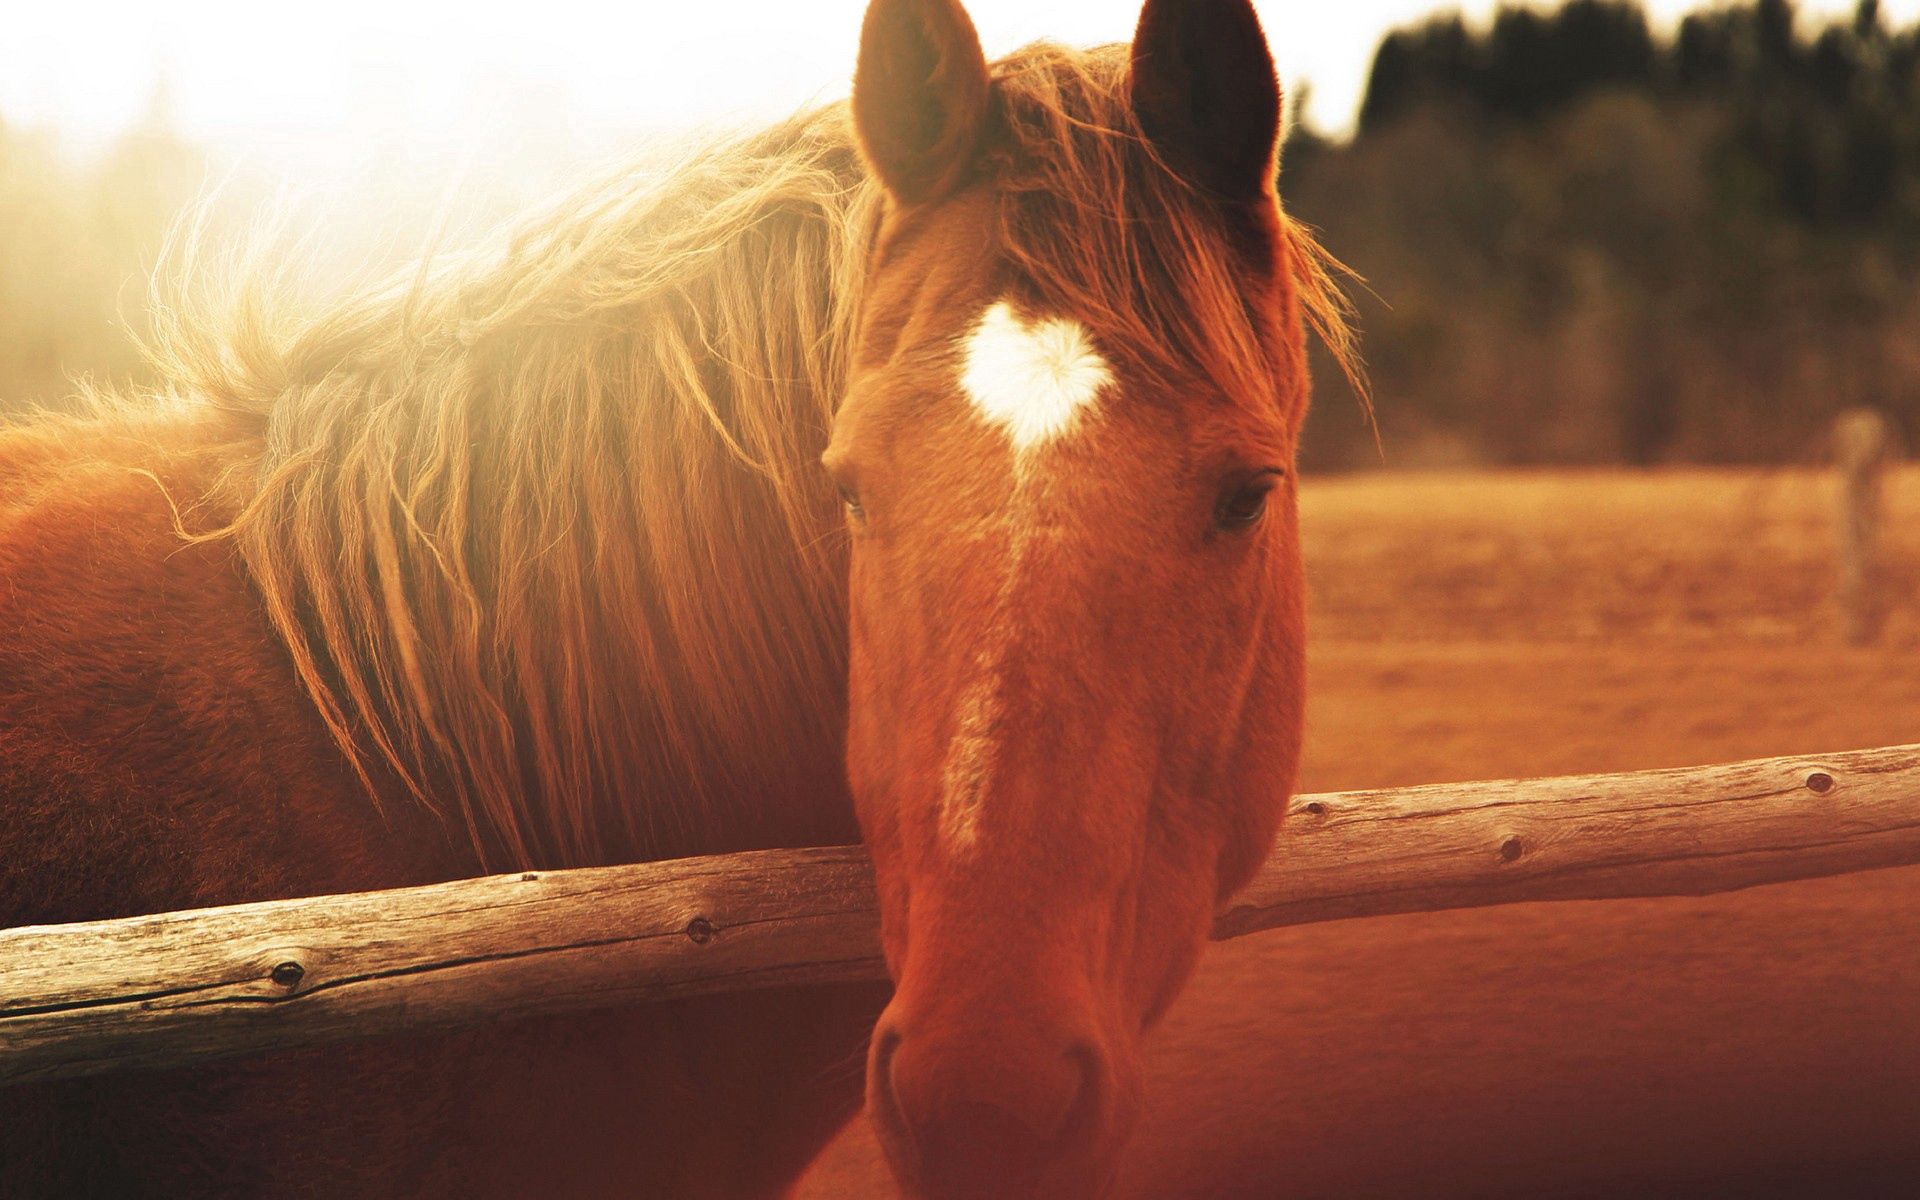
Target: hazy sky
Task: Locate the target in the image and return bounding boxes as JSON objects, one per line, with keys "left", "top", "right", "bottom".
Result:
{"left": 5, "top": 0, "right": 1915, "bottom": 160}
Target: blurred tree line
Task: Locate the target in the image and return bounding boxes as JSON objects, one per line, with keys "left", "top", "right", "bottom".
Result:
{"left": 1289, "top": 0, "right": 1920, "bottom": 468}
{"left": 0, "top": 90, "right": 204, "bottom": 413}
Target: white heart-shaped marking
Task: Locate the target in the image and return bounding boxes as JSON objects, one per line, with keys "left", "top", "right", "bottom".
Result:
{"left": 960, "top": 301, "right": 1111, "bottom": 453}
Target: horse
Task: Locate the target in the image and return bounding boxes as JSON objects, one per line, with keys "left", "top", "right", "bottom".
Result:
{"left": 0, "top": 0, "right": 1353, "bottom": 1195}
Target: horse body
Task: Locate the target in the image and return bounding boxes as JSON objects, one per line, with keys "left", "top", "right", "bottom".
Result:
{"left": 1, "top": 3, "right": 1348, "bottom": 1195}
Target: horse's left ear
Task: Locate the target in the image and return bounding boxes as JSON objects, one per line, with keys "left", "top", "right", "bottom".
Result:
{"left": 1129, "top": 0, "right": 1283, "bottom": 203}
{"left": 853, "top": 0, "right": 993, "bottom": 208}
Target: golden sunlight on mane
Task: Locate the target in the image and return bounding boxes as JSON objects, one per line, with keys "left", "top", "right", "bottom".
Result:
{"left": 114, "top": 43, "right": 1358, "bottom": 870}
{"left": 145, "top": 107, "right": 880, "bottom": 868}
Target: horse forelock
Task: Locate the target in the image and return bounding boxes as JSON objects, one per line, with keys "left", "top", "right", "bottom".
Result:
{"left": 984, "top": 43, "right": 1364, "bottom": 425}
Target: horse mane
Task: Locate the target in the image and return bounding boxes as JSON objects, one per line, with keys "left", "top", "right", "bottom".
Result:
{"left": 121, "top": 43, "right": 1357, "bottom": 871}
{"left": 140, "top": 106, "right": 879, "bottom": 869}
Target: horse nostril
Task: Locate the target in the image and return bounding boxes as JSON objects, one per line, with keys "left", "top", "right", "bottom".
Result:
{"left": 869, "top": 1023, "right": 907, "bottom": 1137}
{"left": 1057, "top": 1040, "right": 1106, "bottom": 1148}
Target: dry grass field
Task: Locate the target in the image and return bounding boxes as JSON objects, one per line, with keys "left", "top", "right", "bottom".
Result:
{"left": 801, "top": 465, "right": 1920, "bottom": 1198}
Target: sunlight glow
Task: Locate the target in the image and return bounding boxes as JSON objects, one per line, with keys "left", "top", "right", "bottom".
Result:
{"left": 5, "top": 0, "right": 1917, "bottom": 167}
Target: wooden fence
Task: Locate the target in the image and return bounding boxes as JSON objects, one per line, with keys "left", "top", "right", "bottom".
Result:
{"left": 7, "top": 742, "right": 1920, "bottom": 1087}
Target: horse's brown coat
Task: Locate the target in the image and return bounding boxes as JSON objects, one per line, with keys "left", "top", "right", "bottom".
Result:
{"left": 831, "top": 3, "right": 1348, "bottom": 1195}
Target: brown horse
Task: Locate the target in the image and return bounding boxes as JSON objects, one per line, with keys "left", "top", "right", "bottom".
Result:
{"left": 0, "top": 1, "right": 1350, "bottom": 1196}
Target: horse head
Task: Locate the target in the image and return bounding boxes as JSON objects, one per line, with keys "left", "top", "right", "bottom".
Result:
{"left": 828, "top": 1, "right": 1319, "bottom": 1193}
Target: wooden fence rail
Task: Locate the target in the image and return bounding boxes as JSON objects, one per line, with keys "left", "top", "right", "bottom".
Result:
{"left": 7, "top": 743, "right": 1920, "bottom": 1086}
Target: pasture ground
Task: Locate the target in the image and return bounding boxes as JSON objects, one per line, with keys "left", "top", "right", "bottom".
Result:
{"left": 800, "top": 465, "right": 1920, "bottom": 1198}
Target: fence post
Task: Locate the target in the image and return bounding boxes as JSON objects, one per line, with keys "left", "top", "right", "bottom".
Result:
{"left": 1835, "top": 408, "right": 1892, "bottom": 646}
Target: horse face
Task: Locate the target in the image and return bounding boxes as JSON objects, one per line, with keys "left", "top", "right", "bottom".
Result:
{"left": 829, "top": 2, "right": 1309, "bottom": 1195}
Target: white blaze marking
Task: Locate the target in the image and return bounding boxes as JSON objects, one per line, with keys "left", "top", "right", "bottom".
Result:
{"left": 939, "top": 301, "right": 1112, "bottom": 851}
{"left": 960, "top": 301, "right": 1110, "bottom": 456}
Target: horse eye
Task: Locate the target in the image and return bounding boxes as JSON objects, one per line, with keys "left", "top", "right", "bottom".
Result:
{"left": 838, "top": 484, "right": 865, "bottom": 520}
{"left": 1215, "top": 472, "right": 1282, "bottom": 531}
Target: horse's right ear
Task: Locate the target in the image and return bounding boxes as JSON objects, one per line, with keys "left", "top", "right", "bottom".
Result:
{"left": 852, "top": 0, "right": 992, "bottom": 208}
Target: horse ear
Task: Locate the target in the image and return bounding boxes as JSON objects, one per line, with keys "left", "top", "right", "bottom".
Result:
{"left": 1129, "top": 0, "right": 1283, "bottom": 202}
{"left": 853, "top": 0, "right": 993, "bottom": 207}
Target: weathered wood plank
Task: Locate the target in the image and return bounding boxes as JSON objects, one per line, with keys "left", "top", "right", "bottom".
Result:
{"left": 6, "top": 744, "right": 1920, "bottom": 1085}
{"left": 1216, "top": 742, "right": 1920, "bottom": 936}
{"left": 0, "top": 846, "right": 885, "bottom": 1085}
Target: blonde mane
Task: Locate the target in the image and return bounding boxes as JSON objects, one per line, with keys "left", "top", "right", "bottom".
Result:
{"left": 126, "top": 45, "right": 1356, "bottom": 870}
